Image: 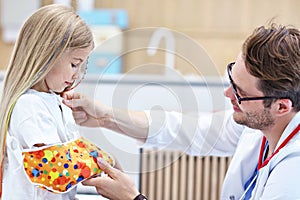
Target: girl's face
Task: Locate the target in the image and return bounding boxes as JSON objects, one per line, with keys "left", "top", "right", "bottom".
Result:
{"left": 33, "top": 46, "right": 93, "bottom": 93}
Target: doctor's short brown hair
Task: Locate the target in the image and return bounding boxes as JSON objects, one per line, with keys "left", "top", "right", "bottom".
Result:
{"left": 242, "top": 24, "right": 300, "bottom": 111}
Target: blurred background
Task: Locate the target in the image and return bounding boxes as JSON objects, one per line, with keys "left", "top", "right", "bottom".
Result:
{"left": 1, "top": 0, "right": 300, "bottom": 76}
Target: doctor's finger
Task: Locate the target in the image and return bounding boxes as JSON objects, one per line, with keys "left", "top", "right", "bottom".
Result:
{"left": 82, "top": 176, "right": 117, "bottom": 199}
{"left": 61, "top": 90, "right": 75, "bottom": 99}
{"left": 70, "top": 92, "right": 82, "bottom": 99}
{"left": 63, "top": 97, "right": 88, "bottom": 109}
{"left": 64, "top": 92, "right": 82, "bottom": 100}
{"left": 97, "top": 158, "right": 119, "bottom": 180}
{"left": 82, "top": 176, "right": 105, "bottom": 187}
{"left": 72, "top": 110, "right": 87, "bottom": 120}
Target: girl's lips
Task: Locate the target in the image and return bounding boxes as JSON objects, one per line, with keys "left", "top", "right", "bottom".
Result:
{"left": 65, "top": 81, "right": 73, "bottom": 87}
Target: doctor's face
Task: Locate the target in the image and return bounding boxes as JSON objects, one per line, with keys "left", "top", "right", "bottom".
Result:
{"left": 224, "top": 53, "right": 275, "bottom": 130}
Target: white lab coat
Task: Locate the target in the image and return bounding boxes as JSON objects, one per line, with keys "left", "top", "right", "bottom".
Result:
{"left": 3, "top": 89, "right": 80, "bottom": 200}
{"left": 143, "top": 110, "right": 300, "bottom": 200}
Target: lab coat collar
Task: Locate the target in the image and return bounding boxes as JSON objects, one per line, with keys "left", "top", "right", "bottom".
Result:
{"left": 274, "top": 111, "right": 300, "bottom": 151}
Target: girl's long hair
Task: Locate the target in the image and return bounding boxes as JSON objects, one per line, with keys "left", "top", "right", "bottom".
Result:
{"left": 0, "top": 4, "right": 93, "bottom": 195}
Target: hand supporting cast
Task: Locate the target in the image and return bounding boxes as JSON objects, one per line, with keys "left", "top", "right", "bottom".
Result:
{"left": 82, "top": 158, "right": 142, "bottom": 200}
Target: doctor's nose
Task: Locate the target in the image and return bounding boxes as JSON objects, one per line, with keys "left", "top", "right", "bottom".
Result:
{"left": 224, "top": 86, "right": 235, "bottom": 101}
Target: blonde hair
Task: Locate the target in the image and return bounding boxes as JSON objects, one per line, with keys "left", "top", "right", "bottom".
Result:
{"left": 0, "top": 4, "right": 93, "bottom": 190}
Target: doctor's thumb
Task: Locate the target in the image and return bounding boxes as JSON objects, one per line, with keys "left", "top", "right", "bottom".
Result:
{"left": 63, "top": 98, "right": 83, "bottom": 110}
{"left": 97, "top": 158, "right": 118, "bottom": 180}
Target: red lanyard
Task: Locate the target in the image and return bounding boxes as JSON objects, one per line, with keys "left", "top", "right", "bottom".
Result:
{"left": 258, "top": 123, "right": 300, "bottom": 170}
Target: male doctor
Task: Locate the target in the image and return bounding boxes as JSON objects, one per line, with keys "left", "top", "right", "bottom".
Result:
{"left": 64, "top": 24, "right": 300, "bottom": 200}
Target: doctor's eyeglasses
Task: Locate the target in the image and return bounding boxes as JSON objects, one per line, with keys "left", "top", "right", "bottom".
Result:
{"left": 226, "top": 62, "right": 279, "bottom": 104}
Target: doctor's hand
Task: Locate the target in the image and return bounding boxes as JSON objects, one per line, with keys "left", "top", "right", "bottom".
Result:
{"left": 82, "top": 158, "right": 140, "bottom": 200}
{"left": 62, "top": 92, "right": 112, "bottom": 127}
{"left": 63, "top": 92, "right": 149, "bottom": 142}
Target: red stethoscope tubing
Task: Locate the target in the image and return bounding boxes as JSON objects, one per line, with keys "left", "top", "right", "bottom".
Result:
{"left": 258, "top": 124, "right": 300, "bottom": 170}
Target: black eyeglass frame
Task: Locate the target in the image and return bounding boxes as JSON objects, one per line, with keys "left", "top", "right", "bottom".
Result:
{"left": 227, "top": 62, "right": 280, "bottom": 104}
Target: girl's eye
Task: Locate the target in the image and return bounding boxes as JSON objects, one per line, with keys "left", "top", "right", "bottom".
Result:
{"left": 71, "top": 63, "right": 78, "bottom": 68}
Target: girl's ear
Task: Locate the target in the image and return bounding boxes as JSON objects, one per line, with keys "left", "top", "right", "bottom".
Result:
{"left": 276, "top": 99, "right": 293, "bottom": 115}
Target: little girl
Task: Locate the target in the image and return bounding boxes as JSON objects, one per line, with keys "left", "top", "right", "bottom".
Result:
{"left": 0, "top": 4, "right": 94, "bottom": 200}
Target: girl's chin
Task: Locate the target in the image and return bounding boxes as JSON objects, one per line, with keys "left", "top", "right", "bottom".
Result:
{"left": 50, "top": 88, "right": 65, "bottom": 94}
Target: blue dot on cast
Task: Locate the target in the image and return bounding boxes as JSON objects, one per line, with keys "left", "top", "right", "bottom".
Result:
{"left": 74, "top": 164, "right": 78, "bottom": 169}
{"left": 32, "top": 168, "right": 40, "bottom": 177}
{"left": 42, "top": 158, "right": 48, "bottom": 163}
{"left": 66, "top": 183, "right": 73, "bottom": 190}
{"left": 64, "top": 163, "right": 69, "bottom": 168}
{"left": 39, "top": 163, "right": 43, "bottom": 167}
{"left": 76, "top": 176, "right": 84, "bottom": 182}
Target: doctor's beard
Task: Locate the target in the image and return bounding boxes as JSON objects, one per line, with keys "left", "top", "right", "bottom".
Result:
{"left": 233, "top": 107, "right": 275, "bottom": 130}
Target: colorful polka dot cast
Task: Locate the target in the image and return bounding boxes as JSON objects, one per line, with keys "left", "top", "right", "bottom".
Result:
{"left": 22, "top": 137, "right": 115, "bottom": 193}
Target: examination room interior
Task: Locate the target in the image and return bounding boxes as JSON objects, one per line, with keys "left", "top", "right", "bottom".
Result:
{"left": 1, "top": 0, "right": 300, "bottom": 200}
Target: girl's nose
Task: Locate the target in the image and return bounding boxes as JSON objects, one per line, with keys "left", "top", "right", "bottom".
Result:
{"left": 72, "top": 70, "right": 80, "bottom": 79}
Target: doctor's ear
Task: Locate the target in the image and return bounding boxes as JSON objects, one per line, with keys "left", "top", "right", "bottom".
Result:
{"left": 276, "top": 99, "right": 293, "bottom": 114}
